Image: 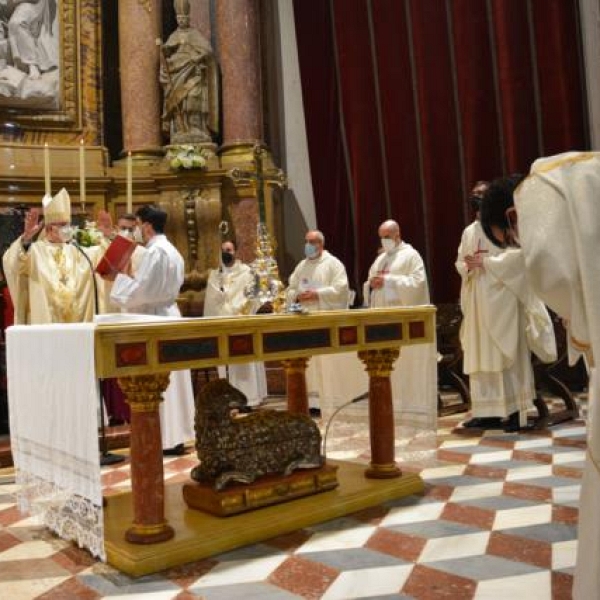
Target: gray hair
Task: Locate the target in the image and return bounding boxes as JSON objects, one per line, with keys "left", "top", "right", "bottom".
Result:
{"left": 307, "top": 229, "right": 325, "bottom": 244}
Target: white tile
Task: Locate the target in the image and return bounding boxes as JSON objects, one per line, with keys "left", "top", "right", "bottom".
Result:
{"left": 439, "top": 439, "right": 481, "bottom": 449}
{"left": 470, "top": 451, "right": 513, "bottom": 464}
{"left": 552, "top": 539, "right": 578, "bottom": 570}
{"left": 553, "top": 485, "right": 581, "bottom": 505}
{"left": 421, "top": 464, "right": 466, "bottom": 480}
{"left": 379, "top": 501, "right": 445, "bottom": 527}
{"left": 493, "top": 504, "right": 552, "bottom": 530}
{"left": 513, "top": 438, "right": 552, "bottom": 450}
{"left": 296, "top": 524, "right": 377, "bottom": 553}
{"left": 505, "top": 465, "right": 553, "bottom": 481}
{"left": 474, "top": 571, "right": 551, "bottom": 600}
{"left": 327, "top": 450, "right": 361, "bottom": 460}
{"left": 553, "top": 426, "right": 586, "bottom": 438}
{"left": 419, "top": 532, "right": 490, "bottom": 562}
{"left": 1, "top": 576, "right": 71, "bottom": 600}
{"left": 192, "top": 555, "right": 288, "bottom": 587}
{"left": 553, "top": 450, "right": 586, "bottom": 465}
{"left": 450, "top": 481, "right": 504, "bottom": 502}
{"left": 0, "top": 539, "right": 61, "bottom": 561}
{"left": 321, "top": 565, "right": 413, "bottom": 600}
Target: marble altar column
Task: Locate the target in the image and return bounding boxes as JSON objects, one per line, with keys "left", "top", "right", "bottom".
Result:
{"left": 359, "top": 348, "right": 402, "bottom": 479}
{"left": 118, "top": 374, "right": 174, "bottom": 544}
{"left": 282, "top": 357, "right": 309, "bottom": 415}
{"left": 215, "top": 0, "right": 263, "bottom": 152}
{"left": 118, "top": 0, "right": 163, "bottom": 158}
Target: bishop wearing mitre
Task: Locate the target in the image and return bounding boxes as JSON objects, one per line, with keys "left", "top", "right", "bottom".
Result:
{"left": 2, "top": 189, "right": 111, "bottom": 324}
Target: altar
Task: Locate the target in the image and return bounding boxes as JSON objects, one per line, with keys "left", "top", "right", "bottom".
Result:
{"left": 8, "top": 306, "right": 435, "bottom": 576}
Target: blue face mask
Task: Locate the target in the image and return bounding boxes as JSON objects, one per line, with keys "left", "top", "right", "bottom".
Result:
{"left": 304, "top": 242, "right": 318, "bottom": 259}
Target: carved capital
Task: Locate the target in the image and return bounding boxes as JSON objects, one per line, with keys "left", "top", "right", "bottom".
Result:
{"left": 281, "top": 357, "right": 309, "bottom": 375}
{"left": 118, "top": 374, "right": 171, "bottom": 412}
{"left": 358, "top": 348, "right": 400, "bottom": 377}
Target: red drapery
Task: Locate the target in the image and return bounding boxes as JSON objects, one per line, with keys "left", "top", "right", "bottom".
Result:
{"left": 294, "top": 0, "right": 587, "bottom": 302}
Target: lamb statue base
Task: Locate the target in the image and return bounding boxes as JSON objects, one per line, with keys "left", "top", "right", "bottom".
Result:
{"left": 183, "top": 379, "right": 338, "bottom": 516}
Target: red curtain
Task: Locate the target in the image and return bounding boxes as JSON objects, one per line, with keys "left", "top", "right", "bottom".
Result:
{"left": 294, "top": 0, "right": 588, "bottom": 302}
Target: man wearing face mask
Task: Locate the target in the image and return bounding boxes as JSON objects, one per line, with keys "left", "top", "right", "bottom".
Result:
{"left": 455, "top": 181, "right": 509, "bottom": 429}
{"left": 286, "top": 230, "right": 349, "bottom": 312}
{"left": 2, "top": 188, "right": 112, "bottom": 324}
{"left": 105, "top": 205, "right": 195, "bottom": 455}
{"left": 286, "top": 230, "right": 349, "bottom": 416}
{"left": 359, "top": 219, "right": 438, "bottom": 437}
{"left": 203, "top": 239, "right": 268, "bottom": 408}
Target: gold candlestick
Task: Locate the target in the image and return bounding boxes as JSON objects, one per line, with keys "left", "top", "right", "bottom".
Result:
{"left": 79, "top": 139, "right": 86, "bottom": 212}
{"left": 43, "top": 142, "right": 51, "bottom": 196}
{"left": 126, "top": 151, "right": 133, "bottom": 213}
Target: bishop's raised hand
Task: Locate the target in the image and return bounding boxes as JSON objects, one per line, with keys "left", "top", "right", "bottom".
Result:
{"left": 23, "top": 208, "right": 43, "bottom": 243}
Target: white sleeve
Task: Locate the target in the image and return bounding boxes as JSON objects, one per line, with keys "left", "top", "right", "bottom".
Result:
{"left": 110, "top": 248, "right": 176, "bottom": 310}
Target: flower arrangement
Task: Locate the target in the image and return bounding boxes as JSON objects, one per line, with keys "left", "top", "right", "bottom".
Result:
{"left": 75, "top": 221, "right": 103, "bottom": 247}
{"left": 167, "top": 145, "right": 209, "bottom": 171}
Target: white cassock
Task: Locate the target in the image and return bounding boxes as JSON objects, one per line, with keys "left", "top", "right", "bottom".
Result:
{"left": 286, "top": 250, "right": 349, "bottom": 409}
{"left": 320, "top": 242, "right": 438, "bottom": 436}
{"left": 514, "top": 152, "right": 600, "bottom": 599}
{"left": 203, "top": 260, "right": 267, "bottom": 406}
{"left": 110, "top": 234, "right": 195, "bottom": 449}
{"left": 456, "top": 222, "right": 536, "bottom": 421}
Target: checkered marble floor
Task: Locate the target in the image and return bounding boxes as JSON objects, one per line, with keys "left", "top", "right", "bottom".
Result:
{"left": 0, "top": 408, "right": 584, "bottom": 599}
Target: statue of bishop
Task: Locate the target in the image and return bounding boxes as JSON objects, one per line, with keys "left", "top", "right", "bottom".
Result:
{"left": 159, "top": 0, "right": 219, "bottom": 145}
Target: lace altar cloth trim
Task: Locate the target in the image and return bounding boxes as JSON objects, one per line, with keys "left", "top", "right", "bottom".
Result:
{"left": 12, "top": 434, "right": 105, "bottom": 561}
{"left": 15, "top": 471, "right": 105, "bottom": 561}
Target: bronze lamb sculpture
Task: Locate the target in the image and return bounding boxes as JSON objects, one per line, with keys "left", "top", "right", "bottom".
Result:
{"left": 191, "top": 379, "right": 323, "bottom": 490}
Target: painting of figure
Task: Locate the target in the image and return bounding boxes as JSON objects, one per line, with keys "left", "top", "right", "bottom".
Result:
{"left": 0, "top": 0, "right": 59, "bottom": 110}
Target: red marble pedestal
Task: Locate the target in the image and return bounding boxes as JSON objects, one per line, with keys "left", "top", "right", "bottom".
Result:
{"left": 118, "top": 374, "right": 175, "bottom": 544}
{"left": 359, "top": 348, "right": 402, "bottom": 479}
{"left": 282, "top": 357, "right": 309, "bottom": 415}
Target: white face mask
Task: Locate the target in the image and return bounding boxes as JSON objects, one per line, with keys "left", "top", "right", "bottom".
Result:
{"left": 380, "top": 238, "right": 396, "bottom": 253}
{"left": 118, "top": 228, "right": 134, "bottom": 240}
{"left": 57, "top": 225, "right": 73, "bottom": 243}
{"left": 133, "top": 226, "right": 144, "bottom": 244}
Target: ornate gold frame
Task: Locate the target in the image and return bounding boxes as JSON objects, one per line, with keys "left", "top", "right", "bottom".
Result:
{"left": 0, "top": 0, "right": 82, "bottom": 131}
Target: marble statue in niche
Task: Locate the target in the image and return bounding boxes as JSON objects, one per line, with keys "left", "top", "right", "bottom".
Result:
{"left": 159, "top": 0, "right": 218, "bottom": 146}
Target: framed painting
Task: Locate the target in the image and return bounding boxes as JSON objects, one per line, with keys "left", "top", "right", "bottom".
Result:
{"left": 0, "top": 0, "right": 81, "bottom": 131}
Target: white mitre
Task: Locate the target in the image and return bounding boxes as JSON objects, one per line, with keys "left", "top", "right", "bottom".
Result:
{"left": 42, "top": 188, "right": 71, "bottom": 224}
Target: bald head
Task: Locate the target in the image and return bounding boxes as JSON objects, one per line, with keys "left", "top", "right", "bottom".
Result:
{"left": 378, "top": 220, "right": 400, "bottom": 238}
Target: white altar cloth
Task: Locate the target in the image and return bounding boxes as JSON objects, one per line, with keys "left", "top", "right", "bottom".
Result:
{"left": 6, "top": 323, "right": 105, "bottom": 559}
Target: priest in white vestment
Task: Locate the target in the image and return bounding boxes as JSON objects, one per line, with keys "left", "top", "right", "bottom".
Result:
{"left": 204, "top": 239, "right": 267, "bottom": 407}
{"left": 2, "top": 188, "right": 110, "bottom": 324}
{"left": 456, "top": 181, "right": 517, "bottom": 429}
{"left": 317, "top": 220, "right": 437, "bottom": 450}
{"left": 500, "top": 152, "right": 600, "bottom": 599}
{"left": 285, "top": 229, "right": 349, "bottom": 413}
{"left": 361, "top": 220, "right": 437, "bottom": 432}
{"left": 473, "top": 177, "right": 557, "bottom": 430}
{"left": 107, "top": 205, "right": 195, "bottom": 455}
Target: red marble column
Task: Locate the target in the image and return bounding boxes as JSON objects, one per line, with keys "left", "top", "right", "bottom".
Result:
{"left": 118, "top": 0, "right": 163, "bottom": 157}
{"left": 358, "top": 348, "right": 402, "bottom": 479}
{"left": 118, "top": 374, "right": 174, "bottom": 544}
{"left": 282, "top": 357, "right": 309, "bottom": 415}
{"left": 215, "top": 0, "right": 263, "bottom": 147}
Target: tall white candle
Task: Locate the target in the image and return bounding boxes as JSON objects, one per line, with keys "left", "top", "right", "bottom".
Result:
{"left": 79, "top": 139, "right": 86, "bottom": 211}
{"left": 126, "top": 151, "right": 133, "bottom": 213}
{"left": 44, "top": 142, "right": 51, "bottom": 196}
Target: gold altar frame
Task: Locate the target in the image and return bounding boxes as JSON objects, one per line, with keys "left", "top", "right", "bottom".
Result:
{"left": 0, "top": 0, "right": 82, "bottom": 132}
